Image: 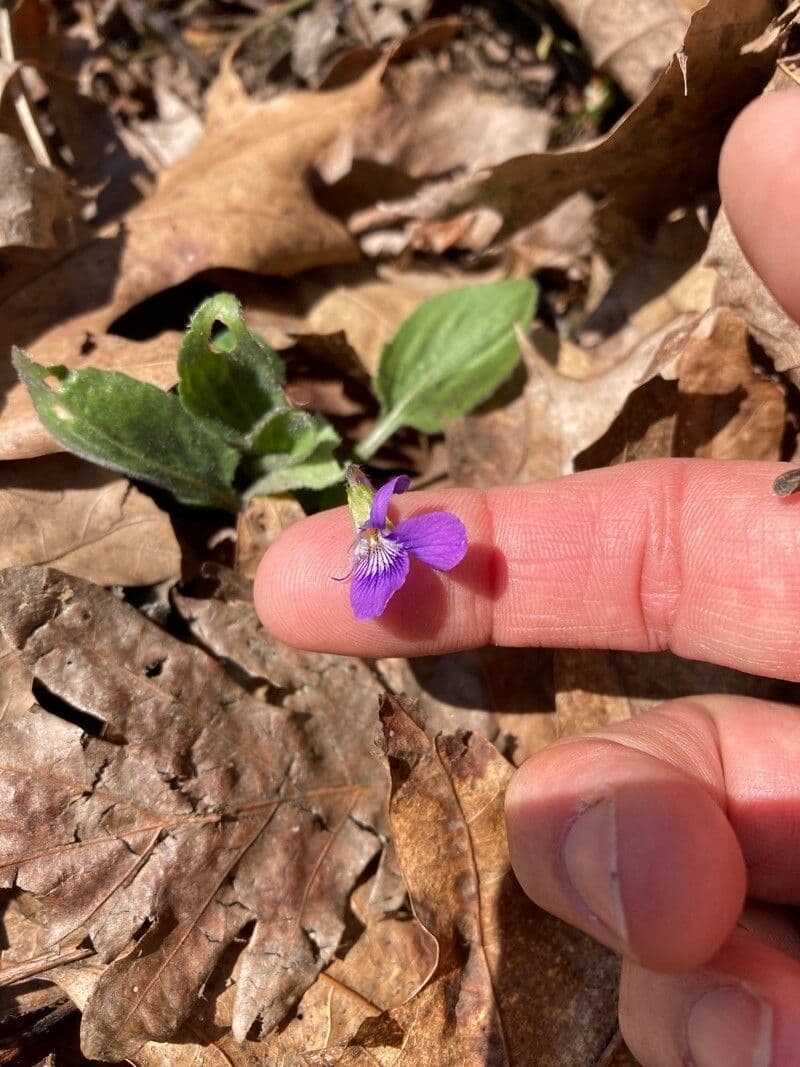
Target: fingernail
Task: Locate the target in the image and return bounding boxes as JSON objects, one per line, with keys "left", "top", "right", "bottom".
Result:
{"left": 687, "top": 986, "right": 772, "bottom": 1067}
{"left": 563, "top": 796, "right": 628, "bottom": 945}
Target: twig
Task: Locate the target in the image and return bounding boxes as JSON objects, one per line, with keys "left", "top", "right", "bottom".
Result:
{"left": 0, "top": 7, "right": 51, "bottom": 167}
{"left": 0, "top": 945, "right": 96, "bottom": 987}
{"left": 122, "top": 0, "right": 213, "bottom": 82}
{"left": 232, "top": 0, "right": 315, "bottom": 46}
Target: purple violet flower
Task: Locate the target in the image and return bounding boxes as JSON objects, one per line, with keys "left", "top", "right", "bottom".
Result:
{"left": 344, "top": 470, "right": 467, "bottom": 621}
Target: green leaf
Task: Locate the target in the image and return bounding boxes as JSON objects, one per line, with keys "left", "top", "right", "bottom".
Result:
{"left": 13, "top": 349, "right": 241, "bottom": 511}
{"left": 249, "top": 409, "right": 323, "bottom": 465}
{"left": 356, "top": 280, "right": 537, "bottom": 459}
{"left": 245, "top": 421, "right": 343, "bottom": 497}
{"left": 177, "top": 293, "right": 287, "bottom": 449}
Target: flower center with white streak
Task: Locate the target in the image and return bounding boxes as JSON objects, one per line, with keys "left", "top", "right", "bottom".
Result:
{"left": 354, "top": 526, "right": 404, "bottom": 577}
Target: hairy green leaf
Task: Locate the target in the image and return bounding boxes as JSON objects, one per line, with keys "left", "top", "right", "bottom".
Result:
{"left": 245, "top": 421, "right": 343, "bottom": 496}
{"left": 356, "top": 280, "right": 537, "bottom": 459}
{"left": 177, "top": 293, "right": 287, "bottom": 449}
{"left": 13, "top": 349, "right": 241, "bottom": 511}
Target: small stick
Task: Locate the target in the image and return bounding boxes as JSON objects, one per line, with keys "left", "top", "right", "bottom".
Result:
{"left": 0, "top": 7, "right": 52, "bottom": 167}
{"left": 0, "top": 945, "right": 96, "bottom": 987}
{"left": 232, "top": 0, "right": 315, "bottom": 45}
{"left": 122, "top": 0, "right": 213, "bottom": 82}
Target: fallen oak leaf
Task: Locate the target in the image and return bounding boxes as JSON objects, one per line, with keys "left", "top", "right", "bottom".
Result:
{"left": 0, "top": 566, "right": 389, "bottom": 1059}
{"left": 577, "top": 307, "right": 786, "bottom": 469}
{"left": 446, "top": 317, "right": 688, "bottom": 487}
{"left": 0, "top": 68, "right": 385, "bottom": 368}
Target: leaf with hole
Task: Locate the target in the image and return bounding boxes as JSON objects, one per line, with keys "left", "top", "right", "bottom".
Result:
{"left": 13, "top": 350, "right": 241, "bottom": 512}
{"left": 177, "top": 293, "right": 287, "bottom": 450}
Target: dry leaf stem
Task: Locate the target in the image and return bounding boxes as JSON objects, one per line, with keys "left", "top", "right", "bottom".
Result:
{"left": 0, "top": 9, "right": 51, "bottom": 167}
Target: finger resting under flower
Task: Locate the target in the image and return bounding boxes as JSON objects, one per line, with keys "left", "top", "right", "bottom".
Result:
{"left": 392, "top": 512, "right": 468, "bottom": 571}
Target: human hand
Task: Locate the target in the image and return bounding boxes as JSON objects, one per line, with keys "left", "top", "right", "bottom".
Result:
{"left": 255, "top": 90, "right": 800, "bottom": 1067}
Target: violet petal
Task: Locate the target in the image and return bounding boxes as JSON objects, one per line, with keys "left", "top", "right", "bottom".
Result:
{"left": 368, "top": 474, "right": 411, "bottom": 529}
{"left": 391, "top": 512, "right": 467, "bottom": 571}
{"left": 350, "top": 537, "right": 410, "bottom": 620}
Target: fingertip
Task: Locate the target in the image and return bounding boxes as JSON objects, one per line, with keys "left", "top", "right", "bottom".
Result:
{"left": 505, "top": 741, "right": 745, "bottom": 972}
{"left": 253, "top": 507, "right": 349, "bottom": 647}
{"left": 719, "top": 88, "right": 800, "bottom": 323}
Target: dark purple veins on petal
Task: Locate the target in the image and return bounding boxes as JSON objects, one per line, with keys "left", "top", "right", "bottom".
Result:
{"left": 350, "top": 537, "right": 410, "bottom": 620}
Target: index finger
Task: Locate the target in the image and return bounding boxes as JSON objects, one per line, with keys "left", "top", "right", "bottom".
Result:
{"left": 254, "top": 458, "right": 800, "bottom": 676}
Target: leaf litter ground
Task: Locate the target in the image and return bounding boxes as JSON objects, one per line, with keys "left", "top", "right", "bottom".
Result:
{"left": 2, "top": 1, "right": 800, "bottom": 1065}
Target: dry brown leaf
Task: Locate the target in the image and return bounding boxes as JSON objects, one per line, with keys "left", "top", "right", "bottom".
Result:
{"left": 341, "top": 696, "right": 619, "bottom": 1066}
{"left": 0, "top": 454, "right": 180, "bottom": 586}
{"left": 0, "top": 633, "right": 32, "bottom": 726}
{"left": 354, "top": 62, "right": 551, "bottom": 177}
{"left": 234, "top": 494, "right": 306, "bottom": 579}
{"left": 555, "top": 647, "right": 800, "bottom": 738}
{"left": 296, "top": 266, "right": 504, "bottom": 376}
{"left": 375, "top": 648, "right": 556, "bottom": 766}
{"left": 706, "top": 206, "right": 800, "bottom": 389}
{"left": 0, "top": 566, "right": 389, "bottom": 1059}
{"left": 446, "top": 318, "right": 686, "bottom": 487}
{"left": 0, "top": 331, "right": 180, "bottom": 461}
{"left": 405, "top": 0, "right": 777, "bottom": 247}
{"left": 578, "top": 308, "right": 785, "bottom": 468}
{"left": 0, "top": 130, "right": 75, "bottom": 251}
{"left": 550, "top": 0, "right": 705, "bottom": 100}
{"left": 51, "top": 871, "right": 437, "bottom": 1066}
{"left": 0, "top": 58, "right": 547, "bottom": 374}
{"left": 0, "top": 70, "right": 381, "bottom": 363}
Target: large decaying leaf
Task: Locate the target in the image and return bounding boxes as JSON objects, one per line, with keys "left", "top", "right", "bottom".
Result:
{"left": 352, "top": 696, "right": 619, "bottom": 1066}
{"left": 0, "top": 454, "right": 180, "bottom": 586}
{"left": 0, "top": 566, "right": 389, "bottom": 1060}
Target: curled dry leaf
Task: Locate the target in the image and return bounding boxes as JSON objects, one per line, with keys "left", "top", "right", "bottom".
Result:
{"left": 0, "top": 454, "right": 180, "bottom": 586}
{"left": 550, "top": 0, "right": 706, "bottom": 100}
{"left": 0, "top": 130, "right": 75, "bottom": 251}
{"left": 578, "top": 307, "right": 785, "bottom": 468}
{"left": 346, "top": 695, "right": 619, "bottom": 1066}
{"left": 705, "top": 206, "right": 800, "bottom": 390}
{"left": 0, "top": 566, "right": 390, "bottom": 1059}
{"left": 446, "top": 318, "right": 685, "bottom": 486}
{"left": 409, "top": 0, "right": 778, "bottom": 247}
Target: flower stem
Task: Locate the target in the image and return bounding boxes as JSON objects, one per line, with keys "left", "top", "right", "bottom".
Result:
{"left": 354, "top": 410, "right": 405, "bottom": 460}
